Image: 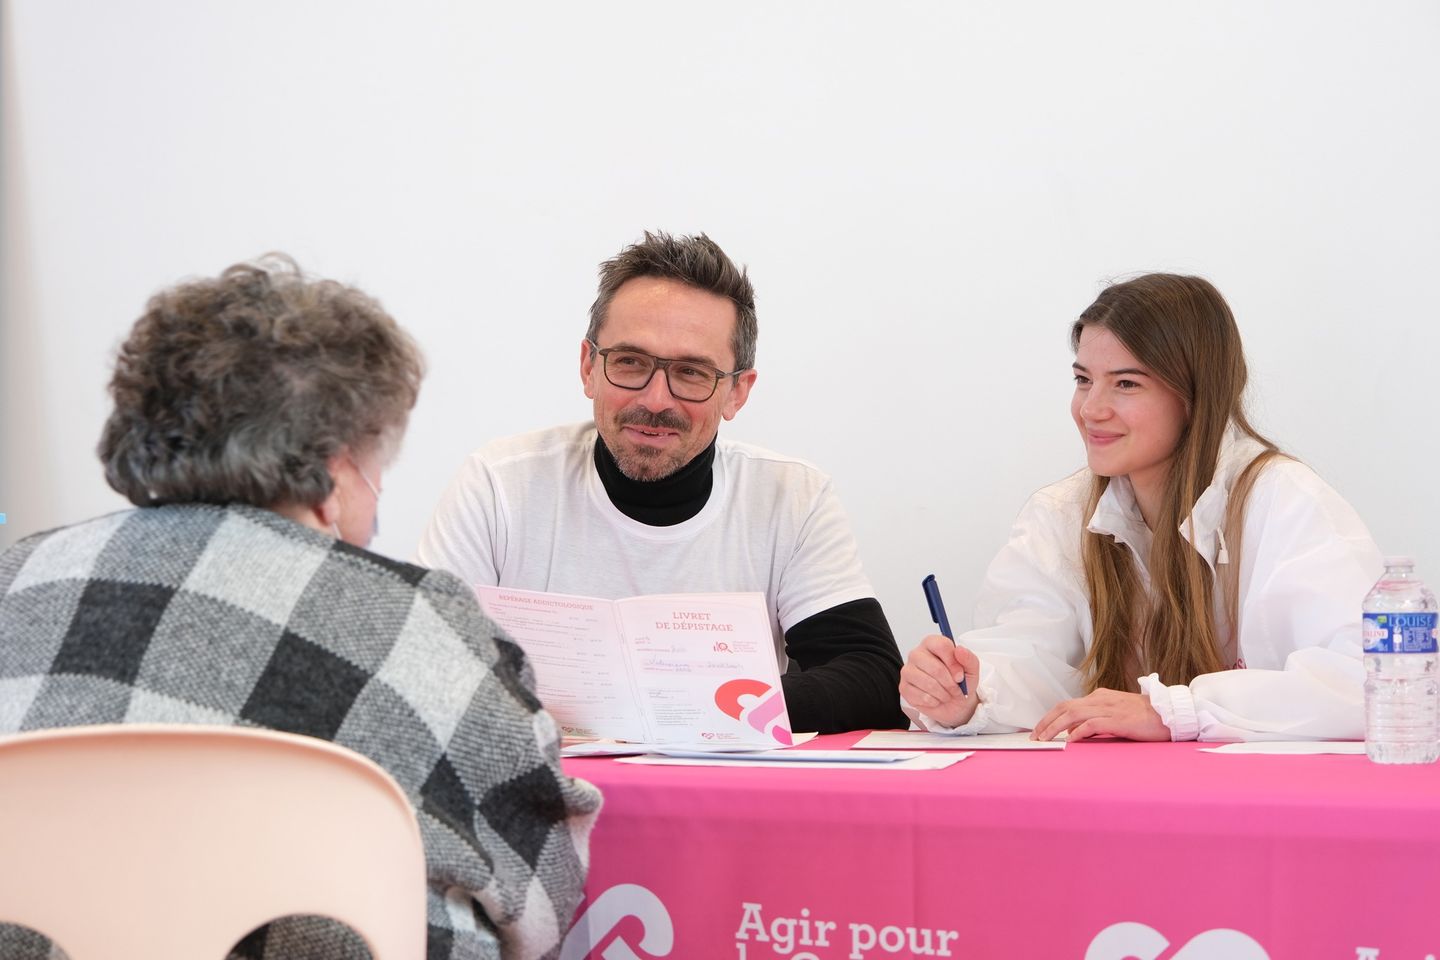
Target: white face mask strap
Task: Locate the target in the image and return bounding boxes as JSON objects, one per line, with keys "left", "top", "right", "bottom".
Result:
{"left": 331, "top": 522, "right": 343, "bottom": 540}
{"left": 346, "top": 453, "right": 382, "bottom": 499}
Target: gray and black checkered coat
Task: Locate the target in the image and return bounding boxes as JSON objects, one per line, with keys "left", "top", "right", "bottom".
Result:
{"left": 0, "top": 503, "right": 601, "bottom": 960}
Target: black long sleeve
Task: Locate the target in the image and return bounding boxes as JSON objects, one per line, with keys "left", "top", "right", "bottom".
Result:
{"left": 781, "top": 597, "right": 908, "bottom": 733}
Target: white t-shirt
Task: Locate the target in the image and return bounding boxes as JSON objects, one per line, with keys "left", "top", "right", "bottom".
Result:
{"left": 906, "top": 429, "right": 1384, "bottom": 741}
{"left": 417, "top": 423, "right": 877, "bottom": 667}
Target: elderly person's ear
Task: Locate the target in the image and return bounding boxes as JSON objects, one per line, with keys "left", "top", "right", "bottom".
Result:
{"left": 269, "top": 455, "right": 344, "bottom": 538}
{"left": 315, "top": 464, "right": 345, "bottom": 532}
{"left": 273, "top": 449, "right": 382, "bottom": 546}
{"left": 322, "top": 449, "right": 388, "bottom": 548}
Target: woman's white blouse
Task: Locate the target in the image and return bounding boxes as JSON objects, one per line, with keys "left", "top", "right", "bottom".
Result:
{"left": 906, "top": 432, "right": 1384, "bottom": 741}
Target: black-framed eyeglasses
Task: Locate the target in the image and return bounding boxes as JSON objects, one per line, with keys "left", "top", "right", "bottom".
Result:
{"left": 587, "top": 339, "right": 744, "bottom": 402}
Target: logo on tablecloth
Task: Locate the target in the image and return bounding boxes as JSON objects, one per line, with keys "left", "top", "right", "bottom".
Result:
{"left": 560, "top": 883, "right": 674, "bottom": 960}
{"left": 1086, "top": 922, "right": 1269, "bottom": 960}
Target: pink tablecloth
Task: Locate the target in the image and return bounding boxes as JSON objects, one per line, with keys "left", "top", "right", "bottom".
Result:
{"left": 557, "top": 732, "right": 1440, "bottom": 960}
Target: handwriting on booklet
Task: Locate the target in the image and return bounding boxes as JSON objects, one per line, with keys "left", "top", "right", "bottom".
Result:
{"left": 476, "top": 586, "right": 792, "bottom": 747}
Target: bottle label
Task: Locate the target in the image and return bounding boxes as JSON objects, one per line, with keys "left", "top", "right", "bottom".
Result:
{"left": 1363, "top": 612, "right": 1439, "bottom": 654}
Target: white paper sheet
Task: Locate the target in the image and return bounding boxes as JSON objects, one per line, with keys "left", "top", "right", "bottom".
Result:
{"left": 561, "top": 732, "right": 819, "bottom": 758}
{"left": 615, "top": 752, "right": 972, "bottom": 770}
{"left": 1199, "top": 741, "right": 1366, "bottom": 755}
{"left": 560, "top": 741, "right": 650, "bottom": 758}
{"left": 650, "top": 748, "right": 921, "bottom": 763}
{"left": 853, "top": 730, "right": 1066, "bottom": 750}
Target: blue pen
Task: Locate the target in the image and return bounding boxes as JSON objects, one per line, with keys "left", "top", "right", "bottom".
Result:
{"left": 921, "top": 574, "right": 969, "bottom": 696}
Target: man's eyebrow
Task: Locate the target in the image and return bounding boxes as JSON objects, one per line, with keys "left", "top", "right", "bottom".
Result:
{"left": 608, "top": 342, "right": 722, "bottom": 368}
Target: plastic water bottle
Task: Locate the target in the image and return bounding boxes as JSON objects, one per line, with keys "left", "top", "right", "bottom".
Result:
{"left": 1363, "top": 557, "right": 1439, "bottom": 764}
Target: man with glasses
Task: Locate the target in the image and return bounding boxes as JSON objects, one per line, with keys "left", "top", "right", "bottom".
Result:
{"left": 418, "top": 232, "right": 906, "bottom": 733}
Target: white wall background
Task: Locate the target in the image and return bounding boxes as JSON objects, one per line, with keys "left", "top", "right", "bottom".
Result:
{"left": 3, "top": 1, "right": 1437, "bottom": 655}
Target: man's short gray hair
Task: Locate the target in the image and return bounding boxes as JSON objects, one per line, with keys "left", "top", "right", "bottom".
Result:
{"left": 586, "top": 231, "right": 757, "bottom": 371}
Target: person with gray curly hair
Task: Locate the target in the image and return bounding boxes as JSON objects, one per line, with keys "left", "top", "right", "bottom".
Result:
{"left": 98, "top": 256, "right": 421, "bottom": 534}
{"left": 0, "top": 256, "right": 601, "bottom": 960}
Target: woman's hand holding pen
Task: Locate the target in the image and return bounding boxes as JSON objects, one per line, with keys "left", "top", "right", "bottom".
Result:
{"left": 900, "top": 635, "right": 981, "bottom": 729}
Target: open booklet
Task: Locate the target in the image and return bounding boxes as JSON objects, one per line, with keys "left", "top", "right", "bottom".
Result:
{"left": 476, "top": 586, "right": 793, "bottom": 749}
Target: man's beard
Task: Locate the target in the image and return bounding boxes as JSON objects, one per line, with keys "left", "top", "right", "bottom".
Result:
{"left": 611, "top": 407, "right": 691, "bottom": 481}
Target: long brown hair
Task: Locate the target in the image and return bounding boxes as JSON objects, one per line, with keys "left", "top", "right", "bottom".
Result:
{"left": 1074, "top": 274, "right": 1282, "bottom": 692}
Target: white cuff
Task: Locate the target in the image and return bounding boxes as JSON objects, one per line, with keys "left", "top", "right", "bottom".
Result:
{"left": 1138, "top": 672, "right": 1199, "bottom": 741}
{"left": 901, "top": 680, "right": 996, "bottom": 735}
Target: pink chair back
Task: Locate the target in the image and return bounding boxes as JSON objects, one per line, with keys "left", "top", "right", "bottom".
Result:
{"left": 0, "top": 723, "right": 427, "bottom": 959}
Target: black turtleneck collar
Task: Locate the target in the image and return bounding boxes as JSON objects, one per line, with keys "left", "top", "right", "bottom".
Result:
{"left": 593, "top": 433, "right": 716, "bottom": 526}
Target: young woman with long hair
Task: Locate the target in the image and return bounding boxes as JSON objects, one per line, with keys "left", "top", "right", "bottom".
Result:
{"left": 900, "top": 274, "right": 1382, "bottom": 741}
